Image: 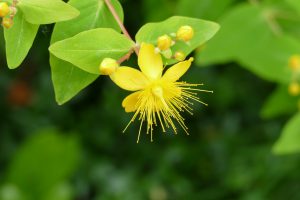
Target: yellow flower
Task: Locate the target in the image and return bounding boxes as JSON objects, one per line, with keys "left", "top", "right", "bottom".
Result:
{"left": 110, "top": 43, "right": 210, "bottom": 143}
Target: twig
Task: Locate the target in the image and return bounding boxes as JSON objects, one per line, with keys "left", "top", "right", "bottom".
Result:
{"left": 118, "top": 49, "right": 134, "bottom": 64}
{"left": 10, "top": 0, "right": 18, "bottom": 20}
{"left": 103, "top": 0, "right": 139, "bottom": 55}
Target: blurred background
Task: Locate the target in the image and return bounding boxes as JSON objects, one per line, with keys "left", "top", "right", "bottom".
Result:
{"left": 1, "top": 0, "right": 300, "bottom": 199}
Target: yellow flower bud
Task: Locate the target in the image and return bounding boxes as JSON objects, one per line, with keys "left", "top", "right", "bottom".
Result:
{"left": 157, "top": 34, "right": 172, "bottom": 51}
{"left": 0, "top": 2, "right": 10, "bottom": 17}
{"left": 99, "top": 58, "right": 119, "bottom": 75}
{"left": 288, "top": 82, "right": 300, "bottom": 96}
{"left": 176, "top": 25, "right": 194, "bottom": 42}
{"left": 174, "top": 51, "right": 186, "bottom": 61}
{"left": 289, "top": 55, "right": 300, "bottom": 71}
{"left": 2, "top": 17, "right": 13, "bottom": 29}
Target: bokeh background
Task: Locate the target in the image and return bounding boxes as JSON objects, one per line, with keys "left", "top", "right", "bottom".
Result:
{"left": 1, "top": 0, "right": 300, "bottom": 199}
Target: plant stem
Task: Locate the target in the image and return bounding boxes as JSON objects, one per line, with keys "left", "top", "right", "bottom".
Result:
{"left": 103, "top": 0, "right": 139, "bottom": 55}
{"left": 10, "top": 0, "right": 18, "bottom": 20}
{"left": 118, "top": 49, "right": 134, "bottom": 64}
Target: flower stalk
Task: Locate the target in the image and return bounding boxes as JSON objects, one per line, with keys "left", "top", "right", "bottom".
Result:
{"left": 103, "top": 0, "right": 139, "bottom": 55}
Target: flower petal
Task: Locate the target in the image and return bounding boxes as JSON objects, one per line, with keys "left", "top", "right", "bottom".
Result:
{"left": 162, "top": 57, "right": 194, "bottom": 82}
{"left": 138, "top": 43, "right": 163, "bottom": 80}
{"left": 110, "top": 67, "right": 149, "bottom": 91}
{"left": 122, "top": 91, "right": 141, "bottom": 113}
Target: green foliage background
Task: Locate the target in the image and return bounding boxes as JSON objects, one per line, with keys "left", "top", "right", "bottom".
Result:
{"left": 1, "top": 0, "right": 300, "bottom": 199}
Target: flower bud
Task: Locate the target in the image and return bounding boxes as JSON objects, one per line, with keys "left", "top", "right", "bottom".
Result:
{"left": 176, "top": 25, "right": 194, "bottom": 42}
{"left": 2, "top": 17, "right": 13, "bottom": 29}
{"left": 99, "top": 58, "right": 119, "bottom": 75}
{"left": 0, "top": 2, "right": 10, "bottom": 17}
{"left": 289, "top": 55, "right": 300, "bottom": 71}
{"left": 174, "top": 51, "right": 186, "bottom": 61}
{"left": 288, "top": 82, "right": 300, "bottom": 96}
{"left": 157, "top": 34, "right": 172, "bottom": 51}
{"left": 161, "top": 49, "right": 172, "bottom": 59}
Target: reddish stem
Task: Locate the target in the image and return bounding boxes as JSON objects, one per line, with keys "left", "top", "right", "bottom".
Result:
{"left": 117, "top": 49, "right": 134, "bottom": 64}
{"left": 103, "top": 0, "right": 139, "bottom": 55}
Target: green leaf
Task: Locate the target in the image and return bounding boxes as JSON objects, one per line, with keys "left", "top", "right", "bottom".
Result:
{"left": 287, "top": 0, "right": 300, "bottom": 14}
{"left": 7, "top": 129, "right": 80, "bottom": 199}
{"left": 49, "top": 59, "right": 98, "bottom": 105}
{"left": 238, "top": 35, "right": 298, "bottom": 84}
{"left": 273, "top": 112, "right": 300, "bottom": 154}
{"left": 177, "top": 0, "right": 235, "bottom": 20}
{"left": 4, "top": 11, "right": 39, "bottom": 69}
{"left": 198, "top": 4, "right": 272, "bottom": 65}
{"left": 136, "top": 16, "right": 220, "bottom": 65}
{"left": 198, "top": 3, "right": 299, "bottom": 84}
{"left": 49, "top": 28, "right": 134, "bottom": 74}
{"left": 50, "top": 0, "right": 124, "bottom": 105}
{"left": 18, "top": 0, "right": 79, "bottom": 24}
{"left": 264, "top": 0, "right": 300, "bottom": 39}
{"left": 261, "top": 85, "right": 298, "bottom": 119}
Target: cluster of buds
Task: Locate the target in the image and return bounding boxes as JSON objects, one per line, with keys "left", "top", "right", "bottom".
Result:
{"left": 0, "top": 0, "right": 17, "bottom": 29}
{"left": 156, "top": 25, "right": 195, "bottom": 61}
{"left": 98, "top": 26, "right": 195, "bottom": 76}
{"left": 288, "top": 55, "right": 300, "bottom": 97}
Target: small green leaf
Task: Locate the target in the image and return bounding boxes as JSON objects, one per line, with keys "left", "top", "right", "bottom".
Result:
{"left": 273, "top": 113, "right": 300, "bottom": 154}
{"left": 49, "top": 28, "right": 135, "bottom": 74}
{"left": 7, "top": 129, "right": 80, "bottom": 198}
{"left": 136, "top": 16, "right": 220, "bottom": 65}
{"left": 50, "top": 0, "right": 124, "bottom": 105}
{"left": 261, "top": 85, "right": 298, "bottom": 119}
{"left": 18, "top": 0, "right": 79, "bottom": 24}
{"left": 4, "top": 11, "right": 39, "bottom": 69}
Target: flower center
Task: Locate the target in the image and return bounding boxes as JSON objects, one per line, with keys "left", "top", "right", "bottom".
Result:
{"left": 151, "top": 86, "right": 164, "bottom": 98}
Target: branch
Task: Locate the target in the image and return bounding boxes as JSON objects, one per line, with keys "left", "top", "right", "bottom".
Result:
{"left": 103, "top": 0, "right": 139, "bottom": 55}
{"left": 117, "top": 49, "right": 134, "bottom": 64}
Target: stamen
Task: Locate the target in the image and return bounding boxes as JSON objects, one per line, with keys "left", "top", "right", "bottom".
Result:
{"left": 123, "top": 80, "right": 211, "bottom": 142}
